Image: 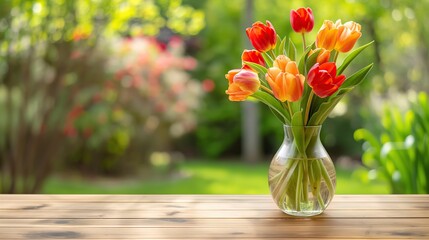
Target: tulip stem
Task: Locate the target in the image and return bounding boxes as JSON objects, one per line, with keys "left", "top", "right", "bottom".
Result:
{"left": 286, "top": 101, "right": 293, "bottom": 118}
{"left": 301, "top": 33, "right": 307, "bottom": 51}
{"left": 304, "top": 91, "right": 314, "bottom": 125}
{"left": 333, "top": 51, "right": 339, "bottom": 63}
{"left": 269, "top": 50, "right": 277, "bottom": 60}
{"left": 261, "top": 85, "right": 274, "bottom": 95}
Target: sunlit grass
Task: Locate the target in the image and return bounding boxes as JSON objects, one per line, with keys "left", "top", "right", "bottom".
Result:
{"left": 42, "top": 160, "right": 389, "bottom": 194}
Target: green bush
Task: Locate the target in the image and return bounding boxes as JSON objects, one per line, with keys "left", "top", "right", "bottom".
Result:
{"left": 354, "top": 92, "right": 429, "bottom": 193}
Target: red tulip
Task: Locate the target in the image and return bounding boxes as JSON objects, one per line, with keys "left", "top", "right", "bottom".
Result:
{"left": 246, "top": 21, "right": 277, "bottom": 52}
{"left": 225, "top": 69, "right": 260, "bottom": 101}
{"left": 290, "top": 7, "right": 314, "bottom": 33}
{"left": 242, "top": 49, "right": 265, "bottom": 71}
{"left": 307, "top": 62, "right": 346, "bottom": 98}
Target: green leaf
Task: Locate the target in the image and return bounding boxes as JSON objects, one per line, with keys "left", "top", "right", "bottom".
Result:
{"left": 300, "top": 83, "right": 312, "bottom": 115}
{"left": 337, "top": 41, "right": 374, "bottom": 74}
{"left": 287, "top": 38, "right": 296, "bottom": 61}
{"left": 279, "top": 36, "right": 287, "bottom": 56}
{"left": 308, "top": 94, "right": 324, "bottom": 119}
{"left": 252, "top": 91, "right": 290, "bottom": 124}
{"left": 340, "top": 63, "right": 373, "bottom": 89}
{"left": 243, "top": 61, "right": 268, "bottom": 75}
{"left": 261, "top": 52, "right": 273, "bottom": 68}
{"left": 288, "top": 99, "right": 302, "bottom": 114}
{"left": 291, "top": 109, "right": 304, "bottom": 126}
{"left": 298, "top": 42, "right": 315, "bottom": 74}
{"left": 306, "top": 48, "right": 322, "bottom": 72}
{"left": 275, "top": 34, "right": 282, "bottom": 55}
{"left": 269, "top": 106, "right": 287, "bottom": 124}
{"left": 307, "top": 94, "right": 344, "bottom": 125}
{"left": 291, "top": 110, "right": 305, "bottom": 155}
{"left": 308, "top": 87, "right": 351, "bottom": 123}
{"left": 329, "top": 50, "right": 338, "bottom": 62}
{"left": 275, "top": 35, "right": 288, "bottom": 56}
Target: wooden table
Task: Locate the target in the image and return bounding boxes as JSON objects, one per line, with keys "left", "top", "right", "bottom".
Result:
{"left": 0, "top": 195, "right": 428, "bottom": 239}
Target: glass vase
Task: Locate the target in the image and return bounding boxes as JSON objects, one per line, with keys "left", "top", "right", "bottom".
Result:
{"left": 268, "top": 125, "right": 336, "bottom": 217}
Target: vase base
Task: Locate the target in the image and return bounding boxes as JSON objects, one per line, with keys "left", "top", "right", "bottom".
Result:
{"left": 281, "top": 209, "right": 324, "bottom": 217}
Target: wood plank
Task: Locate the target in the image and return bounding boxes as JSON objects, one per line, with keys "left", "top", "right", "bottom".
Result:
{"left": 0, "top": 195, "right": 428, "bottom": 239}
{"left": 0, "top": 226, "right": 428, "bottom": 239}
{"left": 0, "top": 201, "right": 428, "bottom": 210}
{"left": 0, "top": 208, "right": 428, "bottom": 219}
{"left": 1, "top": 194, "right": 428, "bottom": 203}
{"left": 0, "top": 194, "right": 270, "bottom": 201}
{"left": 0, "top": 218, "right": 428, "bottom": 228}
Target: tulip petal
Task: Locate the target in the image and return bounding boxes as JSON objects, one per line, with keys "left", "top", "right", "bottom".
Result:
{"left": 320, "top": 62, "right": 337, "bottom": 76}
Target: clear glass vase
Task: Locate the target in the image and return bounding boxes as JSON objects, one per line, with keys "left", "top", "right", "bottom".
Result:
{"left": 268, "top": 125, "right": 336, "bottom": 217}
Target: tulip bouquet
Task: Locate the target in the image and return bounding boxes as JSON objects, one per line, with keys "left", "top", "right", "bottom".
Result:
{"left": 224, "top": 8, "right": 373, "bottom": 214}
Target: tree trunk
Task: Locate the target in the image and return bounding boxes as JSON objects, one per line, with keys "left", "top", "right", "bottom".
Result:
{"left": 241, "top": 0, "right": 261, "bottom": 163}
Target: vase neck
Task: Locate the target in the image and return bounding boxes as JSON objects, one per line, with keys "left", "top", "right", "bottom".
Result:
{"left": 283, "top": 125, "right": 322, "bottom": 141}
{"left": 282, "top": 125, "right": 324, "bottom": 159}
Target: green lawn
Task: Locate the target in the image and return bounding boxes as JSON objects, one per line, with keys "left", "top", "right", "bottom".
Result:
{"left": 42, "top": 160, "right": 389, "bottom": 194}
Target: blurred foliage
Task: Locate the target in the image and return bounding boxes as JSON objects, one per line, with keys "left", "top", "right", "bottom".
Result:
{"left": 191, "top": 0, "right": 243, "bottom": 158}
{"left": 354, "top": 92, "right": 429, "bottom": 193}
{"left": 64, "top": 37, "right": 204, "bottom": 175}
{"left": 0, "top": 0, "right": 204, "bottom": 193}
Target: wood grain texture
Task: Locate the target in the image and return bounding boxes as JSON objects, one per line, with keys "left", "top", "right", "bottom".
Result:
{"left": 0, "top": 195, "right": 428, "bottom": 239}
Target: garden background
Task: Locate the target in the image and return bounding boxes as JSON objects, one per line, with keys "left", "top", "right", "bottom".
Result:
{"left": 0, "top": 0, "right": 428, "bottom": 194}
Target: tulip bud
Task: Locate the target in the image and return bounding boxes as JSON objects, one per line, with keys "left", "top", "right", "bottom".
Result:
{"left": 309, "top": 48, "right": 331, "bottom": 64}
{"left": 225, "top": 69, "right": 241, "bottom": 84}
{"left": 241, "top": 50, "right": 265, "bottom": 71}
{"left": 290, "top": 8, "right": 314, "bottom": 33}
{"left": 225, "top": 69, "right": 260, "bottom": 101}
{"left": 246, "top": 21, "right": 277, "bottom": 52}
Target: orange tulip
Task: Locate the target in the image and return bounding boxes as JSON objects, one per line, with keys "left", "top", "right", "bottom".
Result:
{"left": 225, "top": 69, "right": 260, "bottom": 101}
{"left": 266, "top": 55, "right": 304, "bottom": 102}
{"left": 309, "top": 48, "right": 331, "bottom": 64}
{"left": 290, "top": 7, "right": 314, "bottom": 33}
{"left": 335, "top": 21, "right": 361, "bottom": 53}
{"left": 273, "top": 55, "right": 289, "bottom": 72}
{"left": 246, "top": 21, "right": 277, "bottom": 53}
{"left": 316, "top": 20, "right": 340, "bottom": 51}
{"left": 225, "top": 69, "right": 241, "bottom": 84}
{"left": 317, "top": 20, "right": 362, "bottom": 53}
{"left": 241, "top": 49, "right": 265, "bottom": 71}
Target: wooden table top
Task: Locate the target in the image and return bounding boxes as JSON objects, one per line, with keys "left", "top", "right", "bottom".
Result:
{"left": 0, "top": 194, "right": 428, "bottom": 239}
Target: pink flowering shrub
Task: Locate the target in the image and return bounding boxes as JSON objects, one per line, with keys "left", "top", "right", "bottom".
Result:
{"left": 111, "top": 36, "right": 203, "bottom": 138}
{"left": 64, "top": 36, "right": 206, "bottom": 173}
